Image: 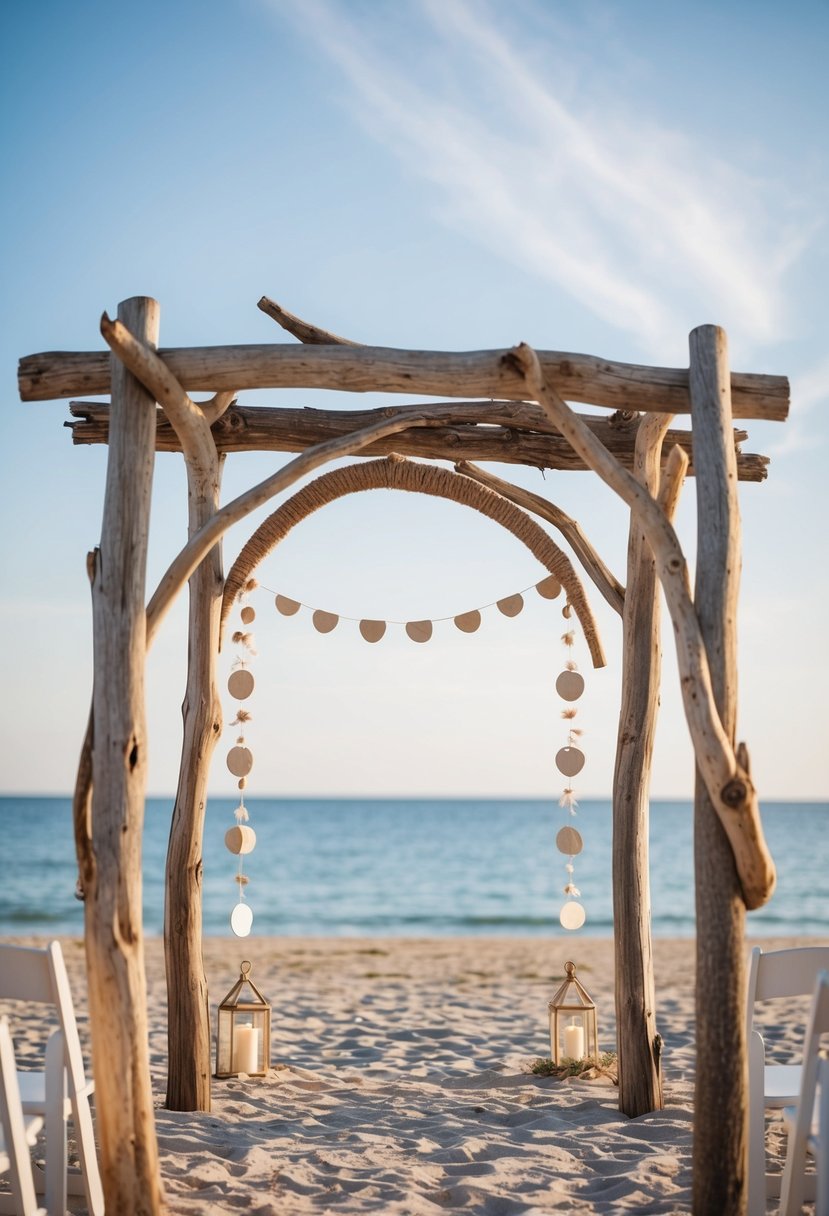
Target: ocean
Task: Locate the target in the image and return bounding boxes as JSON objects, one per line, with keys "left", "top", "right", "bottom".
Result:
{"left": 0, "top": 797, "right": 826, "bottom": 939}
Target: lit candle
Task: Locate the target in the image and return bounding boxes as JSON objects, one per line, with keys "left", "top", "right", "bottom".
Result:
{"left": 232, "top": 1024, "right": 260, "bottom": 1073}
{"left": 563, "top": 1019, "right": 585, "bottom": 1060}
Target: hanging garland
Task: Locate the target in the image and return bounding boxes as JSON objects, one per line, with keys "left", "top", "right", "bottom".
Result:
{"left": 266, "top": 573, "right": 564, "bottom": 643}
{"left": 225, "top": 579, "right": 259, "bottom": 938}
{"left": 555, "top": 609, "right": 587, "bottom": 931}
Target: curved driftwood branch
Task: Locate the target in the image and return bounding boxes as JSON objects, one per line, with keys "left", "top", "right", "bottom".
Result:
{"left": 455, "top": 460, "right": 625, "bottom": 615}
{"left": 198, "top": 390, "right": 237, "bottom": 427}
{"left": 20, "top": 341, "right": 790, "bottom": 420}
{"left": 100, "top": 313, "right": 216, "bottom": 481}
{"left": 512, "top": 342, "right": 775, "bottom": 910}
{"left": 218, "top": 456, "right": 606, "bottom": 669}
{"left": 145, "top": 413, "right": 447, "bottom": 646}
{"left": 257, "top": 295, "right": 362, "bottom": 346}
{"left": 658, "top": 445, "right": 689, "bottom": 515}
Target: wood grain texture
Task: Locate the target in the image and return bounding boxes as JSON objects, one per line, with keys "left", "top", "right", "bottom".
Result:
{"left": 66, "top": 400, "right": 770, "bottom": 482}
{"left": 20, "top": 341, "right": 789, "bottom": 419}
{"left": 86, "top": 296, "right": 164, "bottom": 1214}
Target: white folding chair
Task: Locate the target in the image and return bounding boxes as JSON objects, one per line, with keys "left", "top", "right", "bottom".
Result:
{"left": 0, "top": 942, "right": 103, "bottom": 1216}
{"left": 0, "top": 1018, "right": 45, "bottom": 1216}
{"left": 779, "top": 970, "right": 829, "bottom": 1215}
{"left": 746, "top": 944, "right": 829, "bottom": 1216}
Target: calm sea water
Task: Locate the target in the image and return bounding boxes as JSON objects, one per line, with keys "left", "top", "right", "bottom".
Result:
{"left": 0, "top": 797, "right": 826, "bottom": 939}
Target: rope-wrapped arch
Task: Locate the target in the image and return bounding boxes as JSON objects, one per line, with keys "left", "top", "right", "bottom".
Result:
{"left": 221, "top": 455, "right": 606, "bottom": 667}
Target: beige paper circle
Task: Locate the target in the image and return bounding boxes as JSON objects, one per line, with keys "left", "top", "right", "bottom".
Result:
{"left": 227, "top": 746, "right": 254, "bottom": 777}
{"left": 454, "top": 610, "right": 481, "bottom": 634}
{"left": 560, "top": 900, "right": 586, "bottom": 931}
{"left": 225, "top": 826, "right": 257, "bottom": 856}
{"left": 556, "top": 746, "right": 585, "bottom": 778}
{"left": 556, "top": 670, "right": 585, "bottom": 702}
{"left": 230, "top": 903, "right": 253, "bottom": 938}
{"left": 275, "top": 595, "right": 300, "bottom": 616}
{"left": 497, "top": 594, "right": 524, "bottom": 618}
{"left": 240, "top": 605, "right": 256, "bottom": 625}
{"left": 359, "top": 619, "right": 386, "bottom": 643}
{"left": 228, "top": 669, "right": 255, "bottom": 700}
{"left": 536, "top": 575, "right": 562, "bottom": 600}
{"left": 406, "top": 620, "right": 433, "bottom": 643}
{"left": 556, "top": 826, "right": 583, "bottom": 856}
{"left": 313, "top": 610, "right": 339, "bottom": 634}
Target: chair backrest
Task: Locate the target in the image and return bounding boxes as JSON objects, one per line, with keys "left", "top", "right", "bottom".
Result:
{"left": 0, "top": 942, "right": 88, "bottom": 1096}
{"left": 0, "top": 1016, "right": 42, "bottom": 1213}
{"left": 780, "top": 972, "right": 829, "bottom": 1214}
{"left": 746, "top": 946, "right": 829, "bottom": 1041}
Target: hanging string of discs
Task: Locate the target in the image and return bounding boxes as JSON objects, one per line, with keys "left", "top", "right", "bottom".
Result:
{"left": 261, "top": 573, "right": 564, "bottom": 644}
{"left": 224, "top": 578, "right": 259, "bottom": 938}
{"left": 555, "top": 608, "right": 587, "bottom": 932}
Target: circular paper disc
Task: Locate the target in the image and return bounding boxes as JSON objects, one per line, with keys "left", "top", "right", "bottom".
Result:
{"left": 556, "top": 746, "right": 585, "bottom": 778}
{"left": 313, "top": 610, "right": 339, "bottom": 634}
{"left": 556, "top": 826, "right": 583, "bottom": 856}
{"left": 536, "top": 575, "right": 562, "bottom": 600}
{"left": 275, "top": 595, "right": 300, "bottom": 616}
{"left": 359, "top": 619, "right": 386, "bottom": 643}
{"left": 230, "top": 903, "right": 253, "bottom": 938}
{"left": 228, "top": 669, "right": 255, "bottom": 700}
{"left": 497, "top": 594, "right": 524, "bottom": 618}
{"left": 560, "top": 901, "right": 586, "bottom": 931}
{"left": 556, "top": 670, "right": 584, "bottom": 701}
{"left": 406, "top": 620, "right": 433, "bottom": 643}
{"left": 240, "top": 606, "right": 256, "bottom": 625}
{"left": 227, "top": 746, "right": 254, "bottom": 777}
{"left": 454, "top": 610, "right": 481, "bottom": 634}
{"left": 225, "top": 826, "right": 257, "bottom": 856}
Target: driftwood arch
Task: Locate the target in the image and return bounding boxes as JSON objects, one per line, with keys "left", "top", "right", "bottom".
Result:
{"left": 220, "top": 455, "right": 607, "bottom": 669}
{"left": 18, "top": 295, "right": 790, "bottom": 1216}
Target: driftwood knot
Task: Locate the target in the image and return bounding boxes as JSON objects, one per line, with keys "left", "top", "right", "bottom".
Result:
{"left": 721, "top": 778, "right": 748, "bottom": 808}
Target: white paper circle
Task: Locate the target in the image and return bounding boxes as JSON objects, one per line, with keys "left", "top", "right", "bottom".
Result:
{"left": 406, "top": 620, "right": 433, "bottom": 643}
{"left": 556, "top": 746, "right": 585, "bottom": 778}
{"left": 556, "top": 670, "right": 585, "bottom": 701}
{"left": 313, "top": 610, "right": 339, "bottom": 634}
{"left": 227, "top": 746, "right": 254, "bottom": 777}
{"left": 560, "top": 901, "right": 586, "bottom": 930}
{"left": 228, "top": 669, "right": 255, "bottom": 700}
{"left": 359, "top": 619, "right": 386, "bottom": 643}
{"left": 497, "top": 594, "right": 524, "bottom": 618}
{"left": 556, "top": 826, "right": 583, "bottom": 856}
{"left": 275, "top": 595, "right": 300, "bottom": 616}
{"left": 230, "top": 903, "right": 253, "bottom": 937}
{"left": 454, "top": 610, "right": 481, "bottom": 634}
{"left": 240, "top": 606, "right": 256, "bottom": 625}
{"left": 536, "top": 575, "right": 562, "bottom": 600}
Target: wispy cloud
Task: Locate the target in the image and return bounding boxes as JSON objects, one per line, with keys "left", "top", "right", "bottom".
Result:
{"left": 274, "top": 0, "right": 813, "bottom": 358}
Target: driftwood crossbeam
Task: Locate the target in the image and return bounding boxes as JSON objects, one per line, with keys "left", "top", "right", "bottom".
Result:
{"left": 66, "top": 399, "right": 771, "bottom": 482}
{"left": 18, "top": 296, "right": 788, "bottom": 1216}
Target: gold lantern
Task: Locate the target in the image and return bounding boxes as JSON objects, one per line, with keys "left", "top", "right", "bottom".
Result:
{"left": 215, "top": 960, "right": 271, "bottom": 1078}
{"left": 548, "top": 960, "right": 598, "bottom": 1064}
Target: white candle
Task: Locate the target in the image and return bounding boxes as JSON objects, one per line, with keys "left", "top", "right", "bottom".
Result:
{"left": 232, "top": 1024, "right": 260, "bottom": 1073}
{"left": 563, "top": 1020, "right": 585, "bottom": 1060}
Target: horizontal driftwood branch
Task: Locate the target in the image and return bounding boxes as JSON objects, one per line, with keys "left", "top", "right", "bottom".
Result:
{"left": 21, "top": 341, "right": 789, "bottom": 420}
{"left": 66, "top": 400, "right": 769, "bottom": 482}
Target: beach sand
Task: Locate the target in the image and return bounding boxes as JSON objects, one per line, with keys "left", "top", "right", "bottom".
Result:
{"left": 2, "top": 934, "right": 823, "bottom": 1214}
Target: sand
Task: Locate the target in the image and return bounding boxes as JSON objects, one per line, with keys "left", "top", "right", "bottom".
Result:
{"left": 2, "top": 934, "right": 823, "bottom": 1214}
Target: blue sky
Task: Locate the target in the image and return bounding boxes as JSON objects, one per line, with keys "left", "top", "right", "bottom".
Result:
{"left": 1, "top": 0, "right": 826, "bottom": 799}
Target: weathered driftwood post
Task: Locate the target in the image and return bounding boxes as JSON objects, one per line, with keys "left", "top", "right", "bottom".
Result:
{"left": 612, "top": 414, "right": 678, "bottom": 1117}
{"left": 690, "top": 324, "right": 748, "bottom": 1215}
{"left": 87, "top": 296, "right": 165, "bottom": 1214}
